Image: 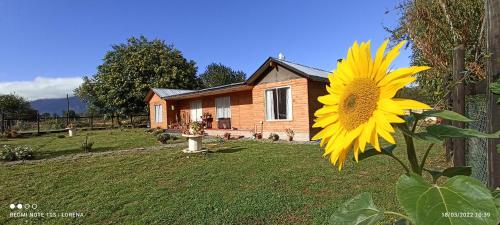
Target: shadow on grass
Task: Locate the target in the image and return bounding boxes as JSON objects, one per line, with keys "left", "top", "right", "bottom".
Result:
{"left": 214, "top": 147, "right": 246, "bottom": 154}
{"left": 36, "top": 147, "right": 117, "bottom": 160}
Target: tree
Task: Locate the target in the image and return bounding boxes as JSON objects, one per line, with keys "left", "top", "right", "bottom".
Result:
{"left": 199, "top": 63, "right": 246, "bottom": 88}
{"left": 0, "top": 94, "right": 36, "bottom": 117}
{"left": 387, "top": 0, "right": 485, "bottom": 106}
{"left": 75, "top": 36, "right": 201, "bottom": 115}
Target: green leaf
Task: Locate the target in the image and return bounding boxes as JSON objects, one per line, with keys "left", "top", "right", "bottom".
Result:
{"left": 397, "top": 123, "right": 444, "bottom": 144}
{"left": 427, "top": 125, "right": 500, "bottom": 139}
{"left": 489, "top": 80, "right": 500, "bottom": 103}
{"left": 497, "top": 144, "right": 500, "bottom": 154}
{"left": 442, "top": 166, "right": 472, "bottom": 177}
{"left": 424, "top": 167, "right": 472, "bottom": 183}
{"left": 329, "top": 193, "right": 384, "bottom": 225}
{"left": 354, "top": 145, "right": 397, "bottom": 161}
{"left": 396, "top": 173, "right": 430, "bottom": 222}
{"left": 397, "top": 173, "right": 498, "bottom": 225}
{"left": 415, "top": 110, "right": 473, "bottom": 122}
{"left": 394, "top": 219, "right": 410, "bottom": 225}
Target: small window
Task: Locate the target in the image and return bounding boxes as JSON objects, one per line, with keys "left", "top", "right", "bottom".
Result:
{"left": 154, "top": 105, "right": 163, "bottom": 123}
{"left": 265, "top": 87, "right": 292, "bottom": 120}
{"left": 215, "top": 96, "right": 231, "bottom": 119}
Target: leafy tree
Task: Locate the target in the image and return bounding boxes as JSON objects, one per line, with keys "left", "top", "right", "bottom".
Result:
{"left": 387, "top": 0, "right": 485, "bottom": 106}
{"left": 0, "top": 94, "right": 36, "bottom": 117}
{"left": 63, "top": 110, "right": 78, "bottom": 118}
{"left": 75, "top": 36, "right": 201, "bottom": 115}
{"left": 199, "top": 63, "right": 246, "bottom": 88}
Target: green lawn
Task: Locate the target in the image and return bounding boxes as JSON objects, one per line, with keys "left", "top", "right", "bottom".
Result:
{"left": 0, "top": 130, "right": 448, "bottom": 224}
{"left": 0, "top": 129, "right": 183, "bottom": 159}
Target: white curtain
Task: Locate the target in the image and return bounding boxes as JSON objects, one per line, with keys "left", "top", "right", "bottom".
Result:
{"left": 265, "top": 90, "right": 275, "bottom": 120}
{"left": 155, "top": 105, "right": 163, "bottom": 123}
{"left": 216, "top": 96, "right": 231, "bottom": 118}
{"left": 286, "top": 88, "right": 292, "bottom": 119}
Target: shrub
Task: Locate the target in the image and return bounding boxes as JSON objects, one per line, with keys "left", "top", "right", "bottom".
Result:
{"left": 1, "top": 145, "right": 34, "bottom": 161}
{"left": 5, "top": 130, "right": 19, "bottom": 138}
{"left": 56, "top": 134, "right": 66, "bottom": 138}
{"left": 157, "top": 133, "right": 171, "bottom": 144}
{"left": 189, "top": 121, "right": 204, "bottom": 135}
{"left": 81, "top": 134, "right": 94, "bottom": 152}
{"left": 268, "top": 133, "right": 279, "bottom": 141}
{"left": 152, "top": 128, "right": 164, "bottom": 136}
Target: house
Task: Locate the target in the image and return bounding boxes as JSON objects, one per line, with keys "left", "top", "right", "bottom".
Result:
{"left": 144, "top": 57, "right": 330, "bottom": 141}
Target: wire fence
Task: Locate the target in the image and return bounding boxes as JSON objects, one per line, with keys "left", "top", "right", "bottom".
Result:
{"left": 0, "top": 113, "right": 149, "bottom": 134}
{"left": 465, "top": 95, "right": 488, "bottom": 185}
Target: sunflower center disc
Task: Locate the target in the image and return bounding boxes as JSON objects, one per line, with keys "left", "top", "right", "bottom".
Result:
{"left": 339, "top": 78, "right": 380, "bottom": 131}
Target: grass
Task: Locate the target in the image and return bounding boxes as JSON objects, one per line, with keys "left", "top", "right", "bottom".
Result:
{"left": 0, "top": 130, "right": 448, "bottom": 224}
{"left": 0, "top": 129, "right": 183, "bottom": 159}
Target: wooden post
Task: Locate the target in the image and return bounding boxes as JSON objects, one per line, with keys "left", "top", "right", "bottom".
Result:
{"left": 37, "top": 113, "right": 40, "bottom": 134}
{"left": 90, "top": 113, "right": 94, "bottom": 130}
{"left": 66, "top": 94, "right": 70, "bottom": 127}
{"left": 0, "top": 112, "right": 4, "bottom": 133}
{"left": 130, "top": 115, "right": 133, "bottom": 128}
{"left": 452, "top": 44, "right": 466, "bottom": 166}
{"left": 111, "top": 113, "right": 114, "bottom": 129}
{"left": 486, "top": 0, "right": 500, "bottom": 187}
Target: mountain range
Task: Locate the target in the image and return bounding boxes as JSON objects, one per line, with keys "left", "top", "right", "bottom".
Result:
{"left": 30, "top": 96, "right": 87, "bottom": 115}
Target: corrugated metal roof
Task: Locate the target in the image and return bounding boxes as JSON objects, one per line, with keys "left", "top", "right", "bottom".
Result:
{"left": 273, "top": 58, "right": 331, "bottom": 79}
{"left": 151, "top": 88, "right": 194, "bottom": 98}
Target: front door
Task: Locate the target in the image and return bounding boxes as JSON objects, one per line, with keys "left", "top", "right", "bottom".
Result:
{"left": 190, "top": 100, "right": 202, "bottom": 122}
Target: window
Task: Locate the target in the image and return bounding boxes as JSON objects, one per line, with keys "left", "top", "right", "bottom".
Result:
{"left": 265, "top": 87, "right": 292, "bottom": 120}
{"left": 215, "top": 96, "right": 231, "bottom": 119}
{"left": 154, "top": 105, "right": 163, "bottom": 123}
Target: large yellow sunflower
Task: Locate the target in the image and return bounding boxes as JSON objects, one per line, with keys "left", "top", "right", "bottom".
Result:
{"left": 312, "top": 40, "right": 431, "bottom": 170}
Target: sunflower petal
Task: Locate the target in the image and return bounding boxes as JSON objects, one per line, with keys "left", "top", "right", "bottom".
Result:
{"left": 393, "top": 98, "right": 432, "bottom": 110}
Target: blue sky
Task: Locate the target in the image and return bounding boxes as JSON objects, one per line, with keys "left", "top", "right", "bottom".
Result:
{"left": 0, "top": 0, "right": 409, "bottom": 100}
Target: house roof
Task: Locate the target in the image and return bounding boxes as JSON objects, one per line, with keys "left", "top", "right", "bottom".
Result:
{"left": 151, "top": 88, "right": 194, "bottom": 98}
{"left": 246, "top": 57, "right": 330, "bottom": 84}
{"left": 146, "top": 57, "right": 331, "bottom": 101}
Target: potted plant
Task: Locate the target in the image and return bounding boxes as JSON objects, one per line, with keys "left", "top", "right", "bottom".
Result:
{"left": 67, "top": 123, "right": 77, "bottom": 137}
{"left": 189, "top": 121, "right": 204, "bottom": 135}
{"left": 268, "top": 133, "right": 279, "bottom": 141}
{"left": 285, "top": 128, "right": 295, "bottom": 141}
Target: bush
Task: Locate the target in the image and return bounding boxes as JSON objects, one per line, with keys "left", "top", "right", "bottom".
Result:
{"left": 152, "top": 128, "right": 164, "bottom": 136}
{"left": 1, "top": 145, "right": 34, "bottom": 161}
{"left": 56, "top": 134, "right": 66, "bottom": 138}
{"left": 4, "top": 130, "right": 19, "bottom": 138}
{"left": 157, "top": 132, "right": 171, "bottom": 144}
{"left": 268, "top": 133, "right": 279, "bottom": 141}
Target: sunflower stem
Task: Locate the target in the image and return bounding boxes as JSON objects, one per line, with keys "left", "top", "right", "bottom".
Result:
{"left": 399, "top": 123, "right": 421, "bottom": 175}
{"left": 384, "top": 211, "right": 414, "bottom": 224}
{"left": 419, "top": 143, "right": 435, "bottom": 171}
{"left": 388, "top": 154, "right": 410, "bottom": 173}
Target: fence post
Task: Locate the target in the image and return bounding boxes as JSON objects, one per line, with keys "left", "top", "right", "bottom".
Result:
{"left": 37, "top": 113, "right": 40, "bottom": 134}
{"left": 111, "top": 113, "right": 114, "bottom": 129}
{"left": 486, "top": 0, "right": 500, "bottom": 187}
{"left": 130, "top": 115, "right": 133, "bottom": 128}
{"left": 0, "top": 112, "right": 4, "bottom": 133}
{"left": 452, "top": 45, "right": 466, "bottom": 166}
{"left": 90, "top": 113, "right": 94, "bottom": 130}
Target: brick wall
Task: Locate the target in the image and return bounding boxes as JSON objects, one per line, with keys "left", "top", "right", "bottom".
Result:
{"left": 149, "top": 93, "right": 168, "bottom": 129}
{"left": 177, "top": 90, "right": 254, "bottom": 130}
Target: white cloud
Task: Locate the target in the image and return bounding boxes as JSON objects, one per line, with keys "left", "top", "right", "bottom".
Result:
{"left": 0, "top": 77, "right": 83, "bottom": 100}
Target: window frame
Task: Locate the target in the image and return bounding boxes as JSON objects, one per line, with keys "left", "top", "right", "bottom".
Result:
{"left": 264, "top": 86, "right": 293, "bottom": 121}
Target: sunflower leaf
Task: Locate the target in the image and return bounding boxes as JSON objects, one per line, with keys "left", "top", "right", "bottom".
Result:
{"left": 354, "top": 145, "right": 397, "bottom": 161}
{"left": 397, "top": 173, "right": 499, "bottom": 225}
{"left": 328, "top": 193, "right": 384, "bottom": 225}
{"left": 442, "top": 166, "right": 472, "bottom": 177}
{"left": 426, "top": 125, "right": 500, "bottom": 139}
{"left": 490, "top": 80, "right": 500, "bottom": 103}
{"left": 396, "top": 124, "right": 443, "bottom": 144}
{"left": 414, "top": 110, "right": 473, "bottom": 122}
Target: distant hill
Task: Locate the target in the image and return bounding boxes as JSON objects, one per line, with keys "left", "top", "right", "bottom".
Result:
{"left": 30, "top": 96, "right": 87, "bottom": 115}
